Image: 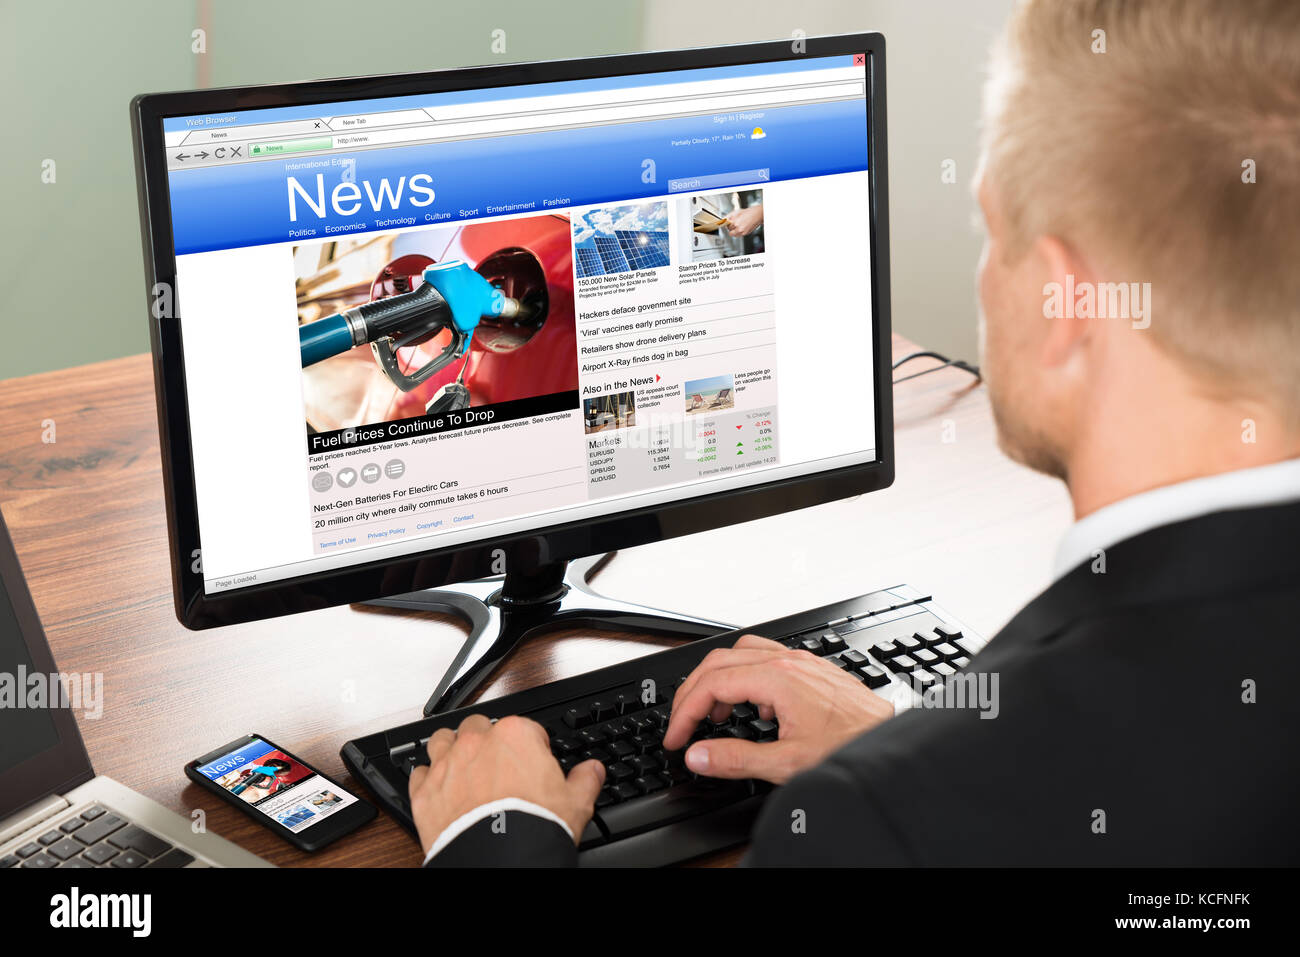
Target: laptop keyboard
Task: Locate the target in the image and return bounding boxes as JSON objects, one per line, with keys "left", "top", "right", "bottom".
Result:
{"left": 1, "top": 804, "right": 199, "bottom": 869}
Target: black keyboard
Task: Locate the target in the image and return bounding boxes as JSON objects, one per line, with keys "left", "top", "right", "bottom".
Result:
{"left": 341, "top": 584, "right": 984, "bottom": 866}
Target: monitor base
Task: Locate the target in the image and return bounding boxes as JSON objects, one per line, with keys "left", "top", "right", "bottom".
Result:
{"left": 362, "top": 552, "right": 733, "bottom": 715}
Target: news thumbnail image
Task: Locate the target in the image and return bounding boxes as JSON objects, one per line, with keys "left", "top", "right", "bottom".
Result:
{"left": 294, "top": 214, "right": 579, "bottom": 434}
{"left": 572, "top": 201, "right": 670, "bottom": 278}
{"left": 211, "top": 749, "right": 313, "bottom": 806}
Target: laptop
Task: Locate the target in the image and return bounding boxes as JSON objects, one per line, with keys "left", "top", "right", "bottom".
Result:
{"left": 0, "top": 506, "right": 269, "bottom": 869}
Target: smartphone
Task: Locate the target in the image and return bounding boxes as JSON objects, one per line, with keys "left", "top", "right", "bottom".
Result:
{"left": 185, "top": 733, "right": 376, "bottom": 852}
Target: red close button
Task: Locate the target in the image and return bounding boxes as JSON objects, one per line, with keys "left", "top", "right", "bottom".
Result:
{"left": 853, "top": 53, "right": 865, "bottom": 66}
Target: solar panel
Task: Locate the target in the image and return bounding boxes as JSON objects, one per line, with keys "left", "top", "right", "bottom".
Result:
{"left": 615, "top": 230, "right": 671, "bottom": 270}
{"left": 575, "top": 246, "right": 605, "bottom": 278}
{"left": 595, "top": 235, "right": 631, "bottom": 274}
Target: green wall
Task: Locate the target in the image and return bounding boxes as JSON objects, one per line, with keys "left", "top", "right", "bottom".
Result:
{"left": 0, "top": 0, "right": 645, "bottom": 379}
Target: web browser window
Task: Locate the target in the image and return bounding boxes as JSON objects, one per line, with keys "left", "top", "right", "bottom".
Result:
{"left": 162, "top": 54, "right": 877, "bottom": 593}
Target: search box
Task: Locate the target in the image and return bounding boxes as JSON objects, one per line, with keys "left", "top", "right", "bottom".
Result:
{"left": 668, "top": 168, "right": 771, "bottom": 193}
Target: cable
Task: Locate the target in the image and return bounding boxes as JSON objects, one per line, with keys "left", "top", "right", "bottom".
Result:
{"left": 892, "top": 350, "right": 982, "bottom": 385}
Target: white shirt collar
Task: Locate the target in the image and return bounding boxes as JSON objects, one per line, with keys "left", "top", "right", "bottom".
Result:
{"left": 1053, "top": 457, "right": 1300, "bottom": 580}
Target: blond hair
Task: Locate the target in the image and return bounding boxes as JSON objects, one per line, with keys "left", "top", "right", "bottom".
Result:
{"left": 980, "top": 0, "right": 1300, "bottom": 406}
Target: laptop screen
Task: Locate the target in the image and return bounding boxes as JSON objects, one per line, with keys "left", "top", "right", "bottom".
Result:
{"left": 0, "top": 510, "right": 93, "bottom": 821}
{"left": 0, "top": 582, "right": 61, "bottom": 774}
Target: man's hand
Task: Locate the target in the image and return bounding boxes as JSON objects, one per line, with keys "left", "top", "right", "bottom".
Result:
{"left": 408, "top": 714, "right": 605, "bottom": 855}
{"left": 662, "top": 635, "right": 894, "bottom": 784}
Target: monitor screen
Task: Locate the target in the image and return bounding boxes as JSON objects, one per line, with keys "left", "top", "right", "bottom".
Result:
{"left": 160, "top": 52, "right": 876, "bottom": 595}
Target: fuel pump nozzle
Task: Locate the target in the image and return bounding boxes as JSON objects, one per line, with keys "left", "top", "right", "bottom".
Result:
{"left": 298, "top": 260, "right": 528, "bottom": 392}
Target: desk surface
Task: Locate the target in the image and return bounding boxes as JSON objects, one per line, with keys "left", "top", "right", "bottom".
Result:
{"left": 0, "top": 334, "right": 1070, "bottom": 867}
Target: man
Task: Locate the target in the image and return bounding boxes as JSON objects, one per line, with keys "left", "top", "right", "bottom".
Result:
{"left": 410, "top": 0, "right": 1300, "bottom": 866}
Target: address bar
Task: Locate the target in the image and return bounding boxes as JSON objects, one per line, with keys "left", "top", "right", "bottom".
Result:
{"left": 320, "top": 80, "right": 863, "bottom": 151}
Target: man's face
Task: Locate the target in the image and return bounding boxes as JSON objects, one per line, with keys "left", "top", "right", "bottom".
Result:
{"left": 976, "top": 179, "right": 1070, "bottom": 481}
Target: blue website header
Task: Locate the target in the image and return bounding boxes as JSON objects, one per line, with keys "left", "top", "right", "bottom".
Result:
{"left": 167, "top": 97, "right": 869, "bottom": 255}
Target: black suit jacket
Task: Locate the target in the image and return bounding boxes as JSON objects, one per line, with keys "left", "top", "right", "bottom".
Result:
{"left": 430, "top": 502, "right": 1300, "bottom": 866}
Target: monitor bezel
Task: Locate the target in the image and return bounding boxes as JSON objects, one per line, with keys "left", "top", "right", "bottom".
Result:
{"left": 130, "top": 33, "right": 893, "bottom": 629}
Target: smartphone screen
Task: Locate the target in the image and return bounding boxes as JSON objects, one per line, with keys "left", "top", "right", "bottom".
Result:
{"left": 191, "top": 736, "right": 362, "bottom": 835}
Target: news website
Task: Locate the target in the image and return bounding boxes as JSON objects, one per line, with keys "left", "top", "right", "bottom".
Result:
{"left": 163, "top": 54, "right": 877, "bottom": 593}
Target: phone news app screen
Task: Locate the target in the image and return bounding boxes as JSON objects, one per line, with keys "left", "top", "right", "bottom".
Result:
{"left": 195, "top": 738, "right": 359, "bottom": 832}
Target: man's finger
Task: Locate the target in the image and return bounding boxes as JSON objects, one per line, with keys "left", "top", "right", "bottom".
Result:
{"left": 566, "top": 759, "right": 606, "bottom": 813}
{"left": 664, "top": 663, "right": 787, "bottom": 750}
{"left": 407, "top": 763, "right": 429, "bottom": 795}
{"left": 733, "top": 634, "right": 788, "bottom": 653}
{"left": 683, "top": 737, "right": 799, "bottom": 785}
{"left": 456, "top": 714, "right": 492, "bottom": 737}
{"left": 425, "top": 727, "right": 455, "bottom": 767}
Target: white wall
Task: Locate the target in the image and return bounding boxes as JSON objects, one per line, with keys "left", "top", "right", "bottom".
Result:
{"left": 643, "top": 0, "right": 1017, "bottom": 364}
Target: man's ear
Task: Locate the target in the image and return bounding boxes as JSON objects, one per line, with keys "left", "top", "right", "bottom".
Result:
{"left": 1034, "top": 235, "right": 1096, "bottom": 368}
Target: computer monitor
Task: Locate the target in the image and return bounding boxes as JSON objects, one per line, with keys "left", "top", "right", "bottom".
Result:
{"left": 131, "top": 34, "right": 892, "bottom": 713}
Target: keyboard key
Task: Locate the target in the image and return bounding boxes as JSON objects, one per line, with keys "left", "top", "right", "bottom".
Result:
{"left": 74, "top": 814, "right": 125, "bottom": 846}
{"left": 22, "top": 853, "right": 58, "bottom": 868}
{"left": 799, "top": 638, "right": 825, "bottom": 655}
{"left": 596, "top": 789, "right": 618, "bottom": 808}
{"left": 750, "top": 718, "right": 778, "bottom": 741}
{"left": 58, "top": 818, "right": 85, "bottom": 834}
{"left": 15, "top": 842, "right": 41, "bottom": 859}
{"left": 562, "top": 707, "right": 591, "bottom": 730}
{"left": 932, "top": 662, "right": 957, "bottom": 678}
{"left": 111, "top": 850, "right": 148, "bottom": 868}
{"left": 606, "top": 761, "right": 635, "bottom": 782}
{"left": 724, "top": 723, "right": 756, "bottom": 741}
{"left": 934, "top": 621, "right": 964, "bottom": 641}
{"left": 38, "top": 830, "right": 62, "bottom": 846}
{"left": 842, "top": 649, "right": 870, "bottom": 668}
{"left": 613, "top": 782, "right": 640, "bottom": 801}
{"left": 913, "top": 648, "right": 940, "bottom": 665}
{"left": 82, "top": 843, "right": 120, "bottom": 865}
{"left": 80, "top": 805, "right": 107, "bottom": 821}
{"left": 108, "top": 825, "right": 172, "bottom": 859}
{"left": 58, "top": 857, "right": 96, "bottom": 868}
{"left": 614, "top": 692, "right": 639, "bottom": 715}
{"left": 932, "top": 642, "right": 961, "bottom": 660}
{"left": 732, "top": 703, "right": 757, "bottom": 722}
{"left": 910, "top": 670, "right": 938, "bottom": 691}
{"left": 860, "top": 665, "right": 890, "bottom": 689}
{"left": 0, "top": 854, "right": 20, "bottom": 868}
{"left": 634, "top": 775, "right": 667, "bottom": 795}
{"left": 895, "top": 635, "right": 922, "bottom": 652}
{"left": 888, "top": 654, "right": 918, "bottom": 673}
{"left": 590, "top": 700, "right": 616, "bottom": 722}
{"left": 145, "top": 849, "right": 195, "bottom": 868}
{"left": 820, "top": 632, "right": 847, "bottom": 654}
{"left": 47, "top": 838, "right": 86, "bottom": 861}
{"left": 628, "top": 755, "right": 660, "bottom": 775}
{"left": 954, "top": 636, "right": 981, "bottom": 656}
{"left": 873, "top": 640, "right": 899, "bottom": 659}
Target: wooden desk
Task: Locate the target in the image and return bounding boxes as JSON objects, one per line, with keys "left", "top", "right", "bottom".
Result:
{"left": 0, "top": 334, "right": 1071, "bottom": 867}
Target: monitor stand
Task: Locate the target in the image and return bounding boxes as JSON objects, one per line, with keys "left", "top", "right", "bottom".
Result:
{"left": 361, "top": 552, "right": 733, "bottom": 715}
